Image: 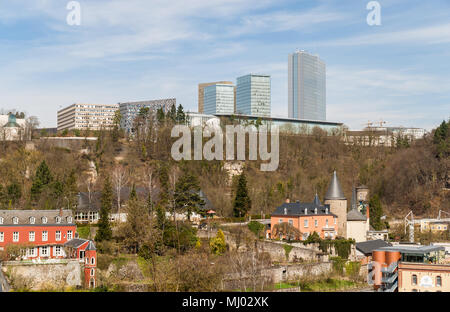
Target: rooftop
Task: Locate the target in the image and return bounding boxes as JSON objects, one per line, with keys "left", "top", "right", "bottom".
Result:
{"left": 375, "top": 245, "right": 445, "bottom": 255}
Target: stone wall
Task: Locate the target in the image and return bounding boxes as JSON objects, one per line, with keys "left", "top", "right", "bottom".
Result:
{"left": 2, "top": 259, "right": 83, "bottom": 291}
{"left": 256, "top": 240, "right": 320, "bottom": 262}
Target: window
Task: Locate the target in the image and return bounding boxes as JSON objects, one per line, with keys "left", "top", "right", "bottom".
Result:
{"left": 41, "top": 246, "right": 49, "bottom": 257}
{"left": 436, "top": 276, "right": 442, "bottom": 287}
{"left": 55, "top": 216, "right": 61, "bottom": 224}
{"left": 86, "top": 257, "right": 89, "bottom": 264}
{"left": 41, "top": 217, "right": 47, "bottom": 224}
{"left": 12, "top": 217, "right": 19, "bottom": 224}
{"left": 67, "top": 230, "right": 73, "bottom": 240}
{"left": 279, "top": 219, "right": 282, "bottom": 224}
{"left": 91, "top": 257, "right": 95, "bottom": 265}
{"left": 315, "top": 220, "right": 318, "bottom": 227}
{"left": 29, "top": 217, "right": 35, "bottom": 224}
{"left": 55, "top": 246, "right": 62, "bottom": 257}
{"left": 288, "top": 220, "right": 293, "bottom": 226}
{"left": 412, "top": 275, "right": 417, "bottom": 285}
{"left": 0, "top": 232, "right": 3, "bottom": 242}
{"left": 55, "top": 231, "right": 61, "bottom": 241}
{"left": 326, "top": 219, "right": 329, "bottom": 227}
{"left": 27, "top": 248, "right": 37, "bottom": 257}
{"left": 90, "top": 268, "right": 95, "bottom": 276}
{"left": 0, "top": 217, "right": 3, "bottom": 224}
{"left": 13, "top": 232, "right": 19, "bottom": 242}
{"left": 304, "top": 219, "right": 308, "bottom": 227}
{"left": 325, "top": 232, "right": 328, "bottom": 238}
{"left": 42, "top": 231, "right": 48, "bottom": 241}
{"left": 29, "top": 231, "right": 35, "bottom": 242}
{"left": 334, "top": 217, "right": 337, "bottom": 225}
{"left": 67, "top": 217, "right": 73, "bottom": 224}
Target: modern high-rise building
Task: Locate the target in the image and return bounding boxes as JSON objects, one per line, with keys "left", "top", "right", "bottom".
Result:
{"left": 57, "top": 103, "right": 119, "bottom": 131}
{"left": 288, "top": 51, "right": 326, "bottom": 121}
{"left": 236, "top": 74, "right": 271, "bottom": 117}
{"left": 119, "top": 99, "right": 176, "bottom": 134}
{"left": 198, "top": 81, "right": 235, "bottom": 113}
{"left": 203, "top": 84, "right": 235, "bottom": 115}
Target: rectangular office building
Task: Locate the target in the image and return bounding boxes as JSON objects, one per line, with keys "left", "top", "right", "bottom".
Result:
{"left": 236, "top": 74, "right": 271, "bottom": 117}
{"left": 203, "top": 84, "right": 235, "bottom": 115}
{"left": 119, "top": 99, "right": 176, "bottom": 134}
{"left": 198, "top": 81, "right": 234, "bottom": 113}
{"left": 288, "top": 51, "right": 326, "bottom": 121}
{"left": 57, "top": 103, "right": 119, "bottom": 131}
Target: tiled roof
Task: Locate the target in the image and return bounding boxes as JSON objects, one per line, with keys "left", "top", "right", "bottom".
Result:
{"left": 85, "top": 241, "right": 96, "bottom": 251}
{"left": 272, "top": 200, "right": 336, "bottom": 218}
{"left": 0, "top": 210, "right": 73, "bottom": 226}
{"left": 64, "top": 238, "right": 89, "bottom": 248}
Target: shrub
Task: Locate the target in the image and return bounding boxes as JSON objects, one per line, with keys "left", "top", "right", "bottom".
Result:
{"left": 283, "top": 244, "right": 294, "bottom": 261}
{"left": 247, "top": 221, "right": 265, "bottom": 238}
{"left": 210, "top": 229, "right": 226, "bottom": 255}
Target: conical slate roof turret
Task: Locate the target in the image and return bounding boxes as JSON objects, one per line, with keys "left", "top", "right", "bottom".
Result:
{"left": 324, "top": 171, "right": 346, "bottom": 200}
{"left": 313, "top": 192, "right": 321, "bottom": 206}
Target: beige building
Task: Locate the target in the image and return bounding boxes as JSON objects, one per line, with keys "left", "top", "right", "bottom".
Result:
{"left": 324, "top": 171, "right": 347, "bottom": 238}
{"left": 198, "top": 81, "right": 235, "bottom": 113}
{"left": 0, "top": 114, "right": 28, "bottom": 141}
{"left": 57, "top": 103, "right": 119, "bottom": 131}
{"left": 398, "top": 262, "right": 450, "bottom": 292}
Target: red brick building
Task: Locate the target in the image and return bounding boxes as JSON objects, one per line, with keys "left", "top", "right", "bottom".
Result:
{"left": 0, "top": 209, "right": 97, "bottom": 288}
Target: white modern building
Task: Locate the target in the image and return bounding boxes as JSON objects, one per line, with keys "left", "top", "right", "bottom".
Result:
{"left": 57, "top": 104, "right": 119, "bottom": 131}
{"left": 236, "top": 74, "right": 271, "bottom": 117}
{"left": 203, "top": 84, "right": 235, "bottom": 115}
{"left": 288, "top": 51, "right": 326, "bottom": 121}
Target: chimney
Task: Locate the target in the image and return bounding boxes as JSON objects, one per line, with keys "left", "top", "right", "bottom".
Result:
{"left": 366, "top": 204, "right": 370, "bottom": 219}
{"left": 285, "top": 198, "right": 290, "bottom": 203}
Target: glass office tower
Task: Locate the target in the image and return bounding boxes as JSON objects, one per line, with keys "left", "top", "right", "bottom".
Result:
{"left": 203, "top": 84, "right": 235, "bottom": 115}
{"left": 288, "top": 51, "right": 326, "bottom": 121}
{"left": 236, "top": 74, "right": 271, "bottom": 117}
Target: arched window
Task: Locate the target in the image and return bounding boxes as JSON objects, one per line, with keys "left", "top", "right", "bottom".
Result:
{"left": 90, "top": 268, "right": 95, "bottom": 276}
{"left": 41, "top": 217, "right": 47, "bottom": 224}
{"left": 436, "top": 276, "right": 442, "bottom": 287}
{"left": 91, "top": 257, "right": 95, "bottom": 265}
{"left": 85, "top": 257, "right": 89, "bottom": 264}
{"left": 55, "top": 216, "right": 61, "bottom": 224}
{"left": 412, "top": 274, "right": 417, "bottom": 285}
{"left": 12, "top": 217, "right": 19, "bottom": 224}
{"left": 29, "top": 217, "right": 35, "bottom": 224}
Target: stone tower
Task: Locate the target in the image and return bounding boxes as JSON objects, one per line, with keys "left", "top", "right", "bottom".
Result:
{"left": 324, "top": 171, "right": 347, "bottom": 238}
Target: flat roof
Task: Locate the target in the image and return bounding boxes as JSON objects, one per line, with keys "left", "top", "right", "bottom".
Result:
{"left": 214, "top": 113, "right": 343, "bottom": 126}
{"left": 375, "top": 245, "right": 445, "bottom": 255}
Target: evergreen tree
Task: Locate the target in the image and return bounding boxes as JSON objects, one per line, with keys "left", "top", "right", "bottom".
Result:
{"left": 31, "top": 160, "right": 53, "bottom": 201}
{"left": 156, "top": 164, "right": 170, "bottom": 229}
{"left": 156, "top": 107, "right": 165, "bottom": 123}
{"left": 63, "top": 169, "right": 78, "bottom": 209}
{"left": 174, "top": 170, "right": 205, "bottom": 221}
{"left": 369, "top": 194, "right": 384, "bottom": 230}
{"left": 129, "top": 184, "right": 137, "bottom": 201}
{"left": 7, "top": 182, "right": 21, "bottom": 206}
{"left": 95, "top": 176, "right": 113, "bottom": 242}
{"left": 167, "top": 104, "right": 176, "bottom": 122}
{"left": 176, "top": 104, "right": 186, "bottom": 124}
{"left": 233, "top": 173, "right": 251, "bottom": 217}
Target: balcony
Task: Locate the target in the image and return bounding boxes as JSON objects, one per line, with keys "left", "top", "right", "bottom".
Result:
{"left": 381, "top": 261, "right": 398, "bottom": 273}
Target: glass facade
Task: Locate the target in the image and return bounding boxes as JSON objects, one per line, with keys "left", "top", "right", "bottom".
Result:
{"left": 203, "top": 84, "right": 235, "bottom": 115}
{"left": 288, "top": 51, "right": 326, "bottom": 121}
{"left": 236, "top": 74, "right": 271, "bottom": 117}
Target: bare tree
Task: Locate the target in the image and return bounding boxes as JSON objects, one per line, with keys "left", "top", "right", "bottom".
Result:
{"left": 112, "top": 165, "right": 129, "bottom": 215}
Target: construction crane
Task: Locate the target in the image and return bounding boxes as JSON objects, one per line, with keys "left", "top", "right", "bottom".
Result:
{"left": 378, "top": 119, "right": 387, "bottom": 127}
{"left": 405, "top": 211, "right": 415, "bottom": 243}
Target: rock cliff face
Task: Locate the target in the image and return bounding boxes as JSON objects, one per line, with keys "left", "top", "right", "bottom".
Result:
{"left": 2, "top": 260, "right": 82, "bottom": 291}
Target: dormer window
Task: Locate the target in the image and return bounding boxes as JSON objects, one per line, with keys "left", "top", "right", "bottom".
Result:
{"left": 42, "top": 217, "right": 47, "bottom": 224}
{"left": 12, "top": 217, "right": 19, "bottom": 224}
{"left": 284, "top": 208, "right": 287, "bottom": 215}
{"left": 314, "top": 208, "right": 317, "bottom": 214}
{"left": 0, "top": 217, "right": 3, "bottom": 224}
{"left": 56, "top": 216, "right": 61, "bottom": 224}
{"left": 29, "top": 217, "right": 35, "bottom": 224}
{"left": 304, "top": 208, "right": 307, "bottom": 215}
{"left": 325, "top": 208, "right": 328, "bottom": 214}
{"left": 67, "top": 216, "right": 73, "bottom": 224}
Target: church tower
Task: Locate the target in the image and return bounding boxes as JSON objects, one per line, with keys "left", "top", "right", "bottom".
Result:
{"left": 324, "top": 171, "right": 347, "bottom": 238}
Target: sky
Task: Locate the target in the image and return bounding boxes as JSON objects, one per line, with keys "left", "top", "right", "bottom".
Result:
{"left": 0, "top": 0, "right": 449, "bottom": 130}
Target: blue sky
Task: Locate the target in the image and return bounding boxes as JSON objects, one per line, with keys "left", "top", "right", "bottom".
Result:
{"left": 0, "top": 0, "right": 449, "bottom": 130}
